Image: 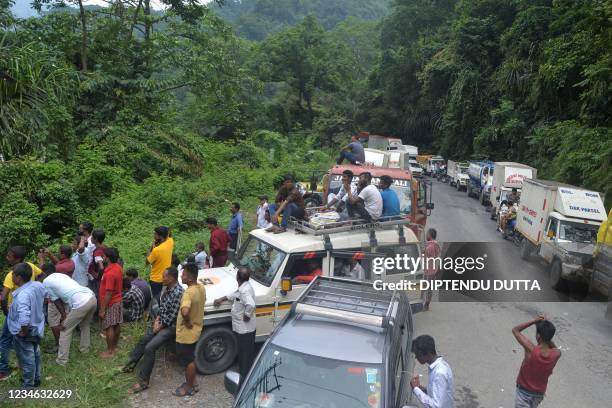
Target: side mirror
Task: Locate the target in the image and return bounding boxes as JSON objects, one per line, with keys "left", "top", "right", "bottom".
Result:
{"left": 426, "top": 203, "right": 434, "bottom": 210}
{"left": 224, "top": 371, "right": 240, "bottom": 396}
{"left": 281, "top": 277, "right": 293, "bottom": 296}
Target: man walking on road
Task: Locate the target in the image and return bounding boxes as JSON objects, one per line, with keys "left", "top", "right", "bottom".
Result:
{"left": 410, "top": 334, "right": 454, "bottom": 408}
{"left": 214, "top": 266, "right": 256, "bottom": 388}
{"left": 423, "top": 228, "right": 442, "bottom": 311}
{"left": 512, "top": 316, "right": 561, "bottom": 408}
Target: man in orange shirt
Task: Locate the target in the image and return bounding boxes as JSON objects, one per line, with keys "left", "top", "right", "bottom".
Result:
{"left": 146, "top": 226, "right": 174, "bottom": 303}
{"left": 99, "top": 247, "right": 123, "bottom": 358}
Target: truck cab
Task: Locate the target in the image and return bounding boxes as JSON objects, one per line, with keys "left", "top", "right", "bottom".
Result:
{"left": 192, "top": 218, "right": 424, "bottom": 375}
{"left": 225, "top": 277, "right": 422, "bottom": 408}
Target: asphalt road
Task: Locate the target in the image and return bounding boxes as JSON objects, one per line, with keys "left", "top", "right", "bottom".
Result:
{"left": 131, "top": 178, "right": 612, "bottom": 408}
{"left": 412, "top": 178, "right": 612, "bottom": 408}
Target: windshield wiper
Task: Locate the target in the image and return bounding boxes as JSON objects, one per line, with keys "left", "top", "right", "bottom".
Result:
{"left": 276, "top": 375, "right": 371, "bottom": 408}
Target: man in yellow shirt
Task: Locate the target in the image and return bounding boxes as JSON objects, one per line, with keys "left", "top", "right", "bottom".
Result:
{"left": 0, "top": 246, "right": 43, "bottom": 380}
{"left": 174, "top": 262, "right": 205, "bottom": 397}
{"left": 146, "top": 226, "right": 174, "bottom": 303}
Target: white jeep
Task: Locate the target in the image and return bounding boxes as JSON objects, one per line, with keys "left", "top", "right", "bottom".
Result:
{"left": 190, "top": 217, "right": 423, "bottom": 374}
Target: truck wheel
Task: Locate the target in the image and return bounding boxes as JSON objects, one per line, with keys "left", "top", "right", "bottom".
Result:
{"left": 550, "top": 260, "right": 566, "bottom": 291}
{"left": 194, "top": 326, "right": 238, "bottom": 375}
{"left": 466, "top": 185, "right": 471, "bottom": 197}
{"left": 519, "top": 239, "right": 532, "bottom": 260}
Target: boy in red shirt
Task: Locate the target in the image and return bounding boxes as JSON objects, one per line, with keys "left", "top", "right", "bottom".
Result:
{"left": 99, "top": 247, "right": 123, "bottom": 358}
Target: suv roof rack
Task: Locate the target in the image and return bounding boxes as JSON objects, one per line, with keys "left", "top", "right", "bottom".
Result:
{"left": 287, "top": 212, "right": 422, "bottom": 250}
{"left": 292, "top": 277, "right": 398, "bottom": 328}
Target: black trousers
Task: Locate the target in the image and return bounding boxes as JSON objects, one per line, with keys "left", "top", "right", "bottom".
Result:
{"left": 346, "top": 201, "right": 373, "bottom": 222}
{"left": 128, "top": 326, "right": 175, "bottom": 382}
{"left": 236, "top": 331, "right": 256, "bottom": 387}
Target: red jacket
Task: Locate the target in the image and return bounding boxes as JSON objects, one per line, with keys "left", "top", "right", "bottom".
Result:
{"left": 209, "top": 227, "right": 230, "bottom": 256}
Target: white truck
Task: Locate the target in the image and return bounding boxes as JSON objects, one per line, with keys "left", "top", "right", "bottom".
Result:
{"left": 516, "top": 179, "right": 606, "bottom": 290}
{"left": 490, "top": 162, "right": 537, "bottom": 220}
{"left": 447, "top": 160, "right": 469, "bottom": 191}
{"left": 188, "top": 218, "right": 423, "bottom": 374}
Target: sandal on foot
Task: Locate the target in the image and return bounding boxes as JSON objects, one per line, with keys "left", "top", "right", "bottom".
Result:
{"left": 173, "top": 384, "right": 195, "bottom": 397}
{"left": 129, "top": 381, "right": 149, "bottom": 394}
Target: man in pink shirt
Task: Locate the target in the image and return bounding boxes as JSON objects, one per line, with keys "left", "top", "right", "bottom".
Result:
{"left": 422, "top": 228, "right": 441, "bottom": 311}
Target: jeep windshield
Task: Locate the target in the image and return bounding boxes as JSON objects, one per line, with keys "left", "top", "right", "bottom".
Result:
{"left": 235, "top": 236, "right": 286, "bottom": 286}
{"left": 235, "top": 345, "right": 383, "bottom": 408}
{"left": 559, "top": 221, "right": 599, "bottom": 243}
{"left": 329, "top": 176, "right": 412, "bottom": 215}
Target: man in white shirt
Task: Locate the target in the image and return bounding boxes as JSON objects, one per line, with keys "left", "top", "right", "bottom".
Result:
{"left": 410, "top": 335, "right": 454, "bottom": 408}
{"left": 345, "top": 172, "right": 382, "bottom": 222}
{"left": 42, "top": 272, "right": 97, "bottom": 366}
{"left": 256, "top": 196, "right": 269, "bottom": 229}
{"left": 213, "top": 267, "right": 256, "bottom": 388}
{"left": 326, "top": 170, "right": 355, "bottom": 210}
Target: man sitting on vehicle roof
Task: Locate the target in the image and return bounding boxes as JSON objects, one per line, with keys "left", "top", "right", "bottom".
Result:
{"left": 378, "top": 175, "right": 401, "bottom": 218}
{"left": 336, "top": 135, "right": 365, "bottom": 165}
{"left": 345, "top": 172, "right": 382, "bottom": 222}
{"left": 326, "top": 169, "right": 356, "bottom": 213}
{"left": 268, "top": 175, "right": 306, "bottom": 234}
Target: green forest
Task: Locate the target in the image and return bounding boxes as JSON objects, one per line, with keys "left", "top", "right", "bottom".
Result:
{"left": 1, "top": 0, "right": 611, "bottom": 274}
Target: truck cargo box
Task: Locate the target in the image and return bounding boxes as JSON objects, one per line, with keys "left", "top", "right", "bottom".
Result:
{"left": 517, "top": 179, "right": 606, "bottom": 245}
{"left": 491, "top": 162, "right": 537, "bottom": 196}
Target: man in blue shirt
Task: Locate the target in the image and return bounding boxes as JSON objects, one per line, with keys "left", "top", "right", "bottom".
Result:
{"left": 228, "top": 202, "right": 244, "bottom": 251}
{"left": 8, "top": 263, "right": 47, "bottom": 388}
{"left": 379, "top": 175, "right": 401, "bottom": 218}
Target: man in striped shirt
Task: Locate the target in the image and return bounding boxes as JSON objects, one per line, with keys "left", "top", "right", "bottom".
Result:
{"left": 123, "top": 278, "right": 146, "bottom": 322}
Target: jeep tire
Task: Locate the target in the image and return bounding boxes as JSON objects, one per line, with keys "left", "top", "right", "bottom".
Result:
{"left": 195, "top": 326, "right": 238, "bottom": 375}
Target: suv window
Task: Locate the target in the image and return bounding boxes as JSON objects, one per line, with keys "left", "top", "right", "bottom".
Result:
{"left": 236, "top": 237, "right": 286, "bottom": 286}
{"left": 332, "top": 251, "right": 371, "bottom": 281}
{"left": 282, "top": 251, "right": 326, "bottom": 285}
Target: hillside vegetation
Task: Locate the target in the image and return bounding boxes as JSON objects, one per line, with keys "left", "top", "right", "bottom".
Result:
{"left": 214, "top": 0, "right": 389, "bottom": 39}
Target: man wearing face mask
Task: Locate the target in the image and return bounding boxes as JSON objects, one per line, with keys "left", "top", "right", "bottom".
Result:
{"left": 213, "top": 267, "right": 256, "bottom": 388}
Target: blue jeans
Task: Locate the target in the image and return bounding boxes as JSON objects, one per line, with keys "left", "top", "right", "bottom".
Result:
{"left": 13, "top": 334, "right": 41, "bottom": 388}
{"left": 281, "top": 203, "right": 305, "bottom": 227}
{"left": 515, "top": 387, "right": 544, "bottom": 408}
{"left": 337, "top": 151, "right": 358, "bottom": 165}
{"left": 0, "top": 318, "right": 13, "bottom": 374}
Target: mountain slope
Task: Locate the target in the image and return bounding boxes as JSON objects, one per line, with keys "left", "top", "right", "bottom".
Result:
{"left": 214, "top": 0, "right": 390, "bottom": 40}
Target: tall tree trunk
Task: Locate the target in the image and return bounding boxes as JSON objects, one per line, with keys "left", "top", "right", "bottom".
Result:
{"left": 144, "top": 0, "right": 151, "bottom": 42}
{"left": 129, "top": 0, "right": 144, "bottom": 40}
{"left": 77, "top": 0, "right": 88, "bottom": 71}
